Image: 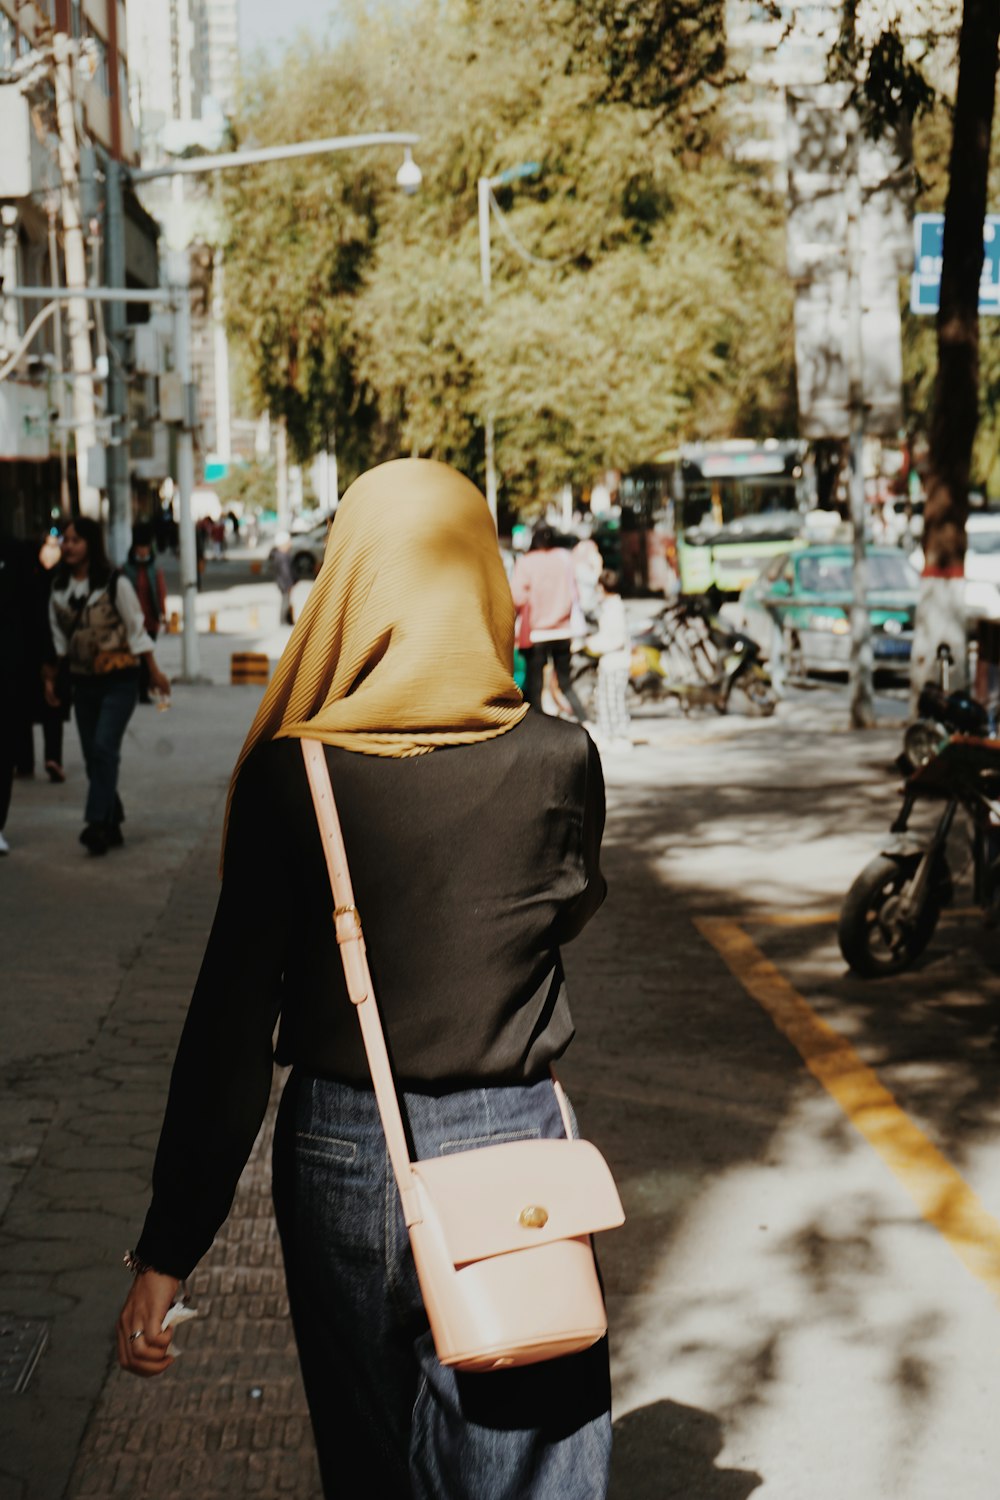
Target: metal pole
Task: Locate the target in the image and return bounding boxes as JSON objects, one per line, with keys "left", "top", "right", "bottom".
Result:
{"left": 45, "top": 200, "right": 71, "bottom": 516}
{"left": 0, "top": 207, "right": 19, "bottom": 354}
{"left": 211, "top": 252, "right": 232, "bottom": 465}
{"left": 105, "top": 158, "right": 131, "bottom": 564}
{"left": 167, "top": 250, "right": 200, "bottom": 682}
{"left": 276, "top": 416, "right": 290, "bottom": 531}
{"left": 4, "top": 287, "right": 174, "bottom": 303}
{"left": 53, "top": 31, "right": 101, "bottom": 518}
{"left": 129, "top": 131, "right": 420, "bottom": 182}
{"left": 846, "top": 114, "right": 874, "bottom": 729}
{"left": 478, "top": 177, "right": 498, "bottom": 528}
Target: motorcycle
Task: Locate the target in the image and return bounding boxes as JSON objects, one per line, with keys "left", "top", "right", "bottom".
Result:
{"left": 571, "top": 597, "right": 778, "bottom": 718}
{"left": 838, "top": 682, "right": 1000, "bottom": 977}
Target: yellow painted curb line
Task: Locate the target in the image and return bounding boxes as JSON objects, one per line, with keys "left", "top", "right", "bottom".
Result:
{"left": 753, "top": 912, "right": 839, "bottom": 927}
{"left": 695, "top": 915, "right": 1000, "bottom": 1303}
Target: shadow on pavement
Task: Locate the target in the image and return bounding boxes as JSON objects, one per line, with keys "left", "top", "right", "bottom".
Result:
{"left": 610, "top": 1400, "right": 762, "bottom": 1499}
{"left": 563, "top": 712, "right": 1000, "bottom": 1472}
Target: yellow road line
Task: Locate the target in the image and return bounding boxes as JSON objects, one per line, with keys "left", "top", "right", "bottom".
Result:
{"left": 748, "top": 906, "right": 978, "bottom": 929}
{"left": 752, "top": 911, "right": 839, "bottom": 927}
{"left": 695, "top": 915, "right": 1000, "bottom": 1303}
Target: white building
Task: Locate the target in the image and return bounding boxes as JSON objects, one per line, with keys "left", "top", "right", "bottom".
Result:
{"left": 725, "top": 0, "right": 956, "bottom": 177}
{"left": 128, "top": 0, "right": 209, "bottom": 160}
{"left": 0, "top": 0, "right": 160, "bottom": 537}
{"left": 127, "top": 0, "right": 235, "bottom": 490}
{"left": 204, "top": 0, "right": 238, "bottom": 116}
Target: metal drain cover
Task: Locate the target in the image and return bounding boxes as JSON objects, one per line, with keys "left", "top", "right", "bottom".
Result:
{"left": 0, "top": 1319, "right": 49, "bottom": 1394}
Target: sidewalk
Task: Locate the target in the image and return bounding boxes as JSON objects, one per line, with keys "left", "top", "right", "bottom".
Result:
{"left": 5, "top": 660, "right": 1000, "bottom": 1498}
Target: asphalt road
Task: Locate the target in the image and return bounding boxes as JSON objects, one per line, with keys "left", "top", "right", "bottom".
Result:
{"left": 2, "top": 606, "right": 1000, "bottom": 1498}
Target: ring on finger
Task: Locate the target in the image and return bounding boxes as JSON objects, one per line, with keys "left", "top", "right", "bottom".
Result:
{"left": 128, "top": 1329, "right": 144, "bottom": 1344}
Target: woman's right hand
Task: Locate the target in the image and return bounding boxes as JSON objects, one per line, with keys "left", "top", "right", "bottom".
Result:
{"left": 43, "top": 675, "right": 60, "bottom": 709}
{"left": 116, "top": 1270, "right": 180, "bottom": 1377}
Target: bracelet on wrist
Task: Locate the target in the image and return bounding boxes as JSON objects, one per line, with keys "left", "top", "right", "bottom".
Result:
{"left": 123, "top": 1248, "right": 180, "bottom": 1283}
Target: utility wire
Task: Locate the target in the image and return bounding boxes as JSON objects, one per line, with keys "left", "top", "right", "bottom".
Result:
{"left": 487, "top": 187, "right": 575, "bottom": 268}
{"left": 0, "top": 301, "right": 60, "bottom": 384}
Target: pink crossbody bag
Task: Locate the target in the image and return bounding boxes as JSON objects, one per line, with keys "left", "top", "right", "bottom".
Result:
{"left": 301, "top": 739, "right": 625, "bottom": 1372}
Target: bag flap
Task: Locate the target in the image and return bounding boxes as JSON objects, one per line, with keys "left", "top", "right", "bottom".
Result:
{"left": 411, "top": 1139, "right": 624, "bottom": 1266}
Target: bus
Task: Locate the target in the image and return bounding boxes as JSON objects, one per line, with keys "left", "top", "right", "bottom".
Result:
{"left": 620, "top": 440, "right": 812, "bottom": 597}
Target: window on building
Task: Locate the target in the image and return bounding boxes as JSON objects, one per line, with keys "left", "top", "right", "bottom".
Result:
{"left": 0, "top": 11, "right": 16, "bottom": 70}
{"left": 71, "top": 0, "right": 82, "bottom": 39}
{"left": 85, "top": 23, "right": 109, "bottom": 95}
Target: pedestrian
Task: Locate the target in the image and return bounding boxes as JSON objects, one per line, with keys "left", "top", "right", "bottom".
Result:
{"left": 23, "top": 531, "right": 70, "bottom": 782}
{"left": 0, "top": 535, "right": 36, "bottom": 854}
{"left": 45, "top": 518, "right": 171, "bottom": 856}
{"left": 123, "top": 523, "right": 168, "bottom": 704}
{"left": 589, "top": 569, "right": 632, "bottom": 752}
{"left": 195, "top": 516, "right": 210, "bottom": 587}
{"left": 510, "top": 523, "right": 589, "bottom": 722}
{"left": 573, "top": 534, "right": 604, "bottom": 621}
{"left": 117, "top": 458, "right": 612, "bottom": 1498}
{"left": 268, "top": 530, "right": 295, "bottom": 624}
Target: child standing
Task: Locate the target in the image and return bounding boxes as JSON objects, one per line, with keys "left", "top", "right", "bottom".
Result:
{"left": 590, "top": 569, "right": 631, "bottom": 750}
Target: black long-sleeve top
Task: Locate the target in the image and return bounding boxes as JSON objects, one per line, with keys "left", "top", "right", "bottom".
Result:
{"left": 136, "top": 710, "right": 606, "bottom": 1279}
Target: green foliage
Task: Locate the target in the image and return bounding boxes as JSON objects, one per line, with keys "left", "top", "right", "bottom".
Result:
{"left": 550, "top": 0, "right": 727, "bottom": 139}
{"left": 218, "top": 0, "right": 796, "bottom": 506}
{"left": 213, "top": 457, "right": 277, "bottom": 515}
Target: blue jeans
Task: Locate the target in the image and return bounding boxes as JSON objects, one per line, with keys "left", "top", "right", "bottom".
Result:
{"left": 272, "top": 1073, "right": 612, "bottom": 1499}
{"left": 72, "top": 675, "right": 138, "bottom": 826}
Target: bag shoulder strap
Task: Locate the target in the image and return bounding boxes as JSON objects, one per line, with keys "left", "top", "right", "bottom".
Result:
{"left": 299, "top": 739, "right": 422, "bottom": 1226}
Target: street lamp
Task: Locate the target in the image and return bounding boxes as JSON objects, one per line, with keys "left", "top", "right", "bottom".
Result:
{"left": 115, "top": 131, "right": 424, "bottom": 680}
{"left": 477, "top": 161, "right": 541, "bottom": 526}
{"left": 396, "top": 147, "right": 423, "bottom": 195}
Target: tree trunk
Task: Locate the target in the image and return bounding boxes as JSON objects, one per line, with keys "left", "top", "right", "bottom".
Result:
{"left": 911, "top": 0, "right": 1000, "bottom": 703}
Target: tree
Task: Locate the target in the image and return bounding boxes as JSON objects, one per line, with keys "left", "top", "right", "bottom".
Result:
{"left": 219, "top": 0, "right": 796, "bottom": 507}
{"left": 910, "top": 0, "right": 1000, "bottom": 694}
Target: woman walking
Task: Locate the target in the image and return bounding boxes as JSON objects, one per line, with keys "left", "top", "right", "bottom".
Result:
{"left": 23, "top": 531, "right": 70, "bottom": 783}
{"left": 122, "top": 522, "right": 168, "bottom": 704}
{"left": 511, "top": 524, "right": 589, "bottom": 722}
{"left": 117, "top": 459, "right": 611, "bottom": 1498}
{"left": 46, "top": 518, "right": 171, "bottom": 855}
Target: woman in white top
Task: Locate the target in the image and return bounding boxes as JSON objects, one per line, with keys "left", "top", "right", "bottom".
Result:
{"left": 588, "top": 570, "right": 632, "bottom": 750}
{"left": 45, "top": 517, "right": 171, "bottom": 855}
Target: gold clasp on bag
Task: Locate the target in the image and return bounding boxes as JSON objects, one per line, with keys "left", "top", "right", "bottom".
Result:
{"left": 518, "top": 1205, "right": 549, "bottom": 1230}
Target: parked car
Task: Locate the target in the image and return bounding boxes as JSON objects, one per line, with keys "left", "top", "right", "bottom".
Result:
{"left": 739, "top": 544, "right": 920, "bottom": 677}
{"left": 910, "top": 512, "right": 1000, "bottom": 622}
{"left": 291, "top": 520, "right": 331, "bottom": 580}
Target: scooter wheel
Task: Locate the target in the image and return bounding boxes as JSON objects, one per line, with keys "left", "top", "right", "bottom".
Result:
{"left": 838, "top": 853, "right": 947, "bottom": 978}
{"left": 723, "top": 672, "right": 778, "bottom": 717}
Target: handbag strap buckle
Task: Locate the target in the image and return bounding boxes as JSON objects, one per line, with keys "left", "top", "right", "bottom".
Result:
{"left": 333, "top": 904, "right": 362, "bottom": 944}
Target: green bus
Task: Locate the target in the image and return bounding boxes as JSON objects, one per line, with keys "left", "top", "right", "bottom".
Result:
{"left": 621, "top": 440, "right": 812, "bottom": 597}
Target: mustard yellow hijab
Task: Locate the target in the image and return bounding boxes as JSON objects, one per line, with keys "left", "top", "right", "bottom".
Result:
{"left": 224, "top": 458, "right": 528, "bottom": 850}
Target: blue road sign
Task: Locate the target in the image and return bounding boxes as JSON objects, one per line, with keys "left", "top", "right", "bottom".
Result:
{"left": 911, "top": 212, "right": 1000, "bottom": 314}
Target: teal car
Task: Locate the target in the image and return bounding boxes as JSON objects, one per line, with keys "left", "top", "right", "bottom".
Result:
{"left": 739, "top": 545, "right": 919, "bottom": 676}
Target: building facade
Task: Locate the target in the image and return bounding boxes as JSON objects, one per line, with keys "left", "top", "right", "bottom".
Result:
{"left": 203, "top": 0, "right": 237, "bottom": 116}
{"left": 0, "top": 0, "right": 160, "bottom": 540}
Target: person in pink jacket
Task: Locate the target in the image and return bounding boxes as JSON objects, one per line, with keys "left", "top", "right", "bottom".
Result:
{"left": 511, "top": 525, "right": 588, "bottom": 721}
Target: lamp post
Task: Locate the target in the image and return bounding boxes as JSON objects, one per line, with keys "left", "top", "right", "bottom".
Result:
{"left": 99, "top": 131, "right": 423, "bottom": 675}
{"left": 477, "top": 161, "right": 540, "bottom": 527}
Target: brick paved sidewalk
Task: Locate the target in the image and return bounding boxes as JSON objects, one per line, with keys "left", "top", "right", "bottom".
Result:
{"left": 68, "top": 1084, "right": 321, "bottom": 1499}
